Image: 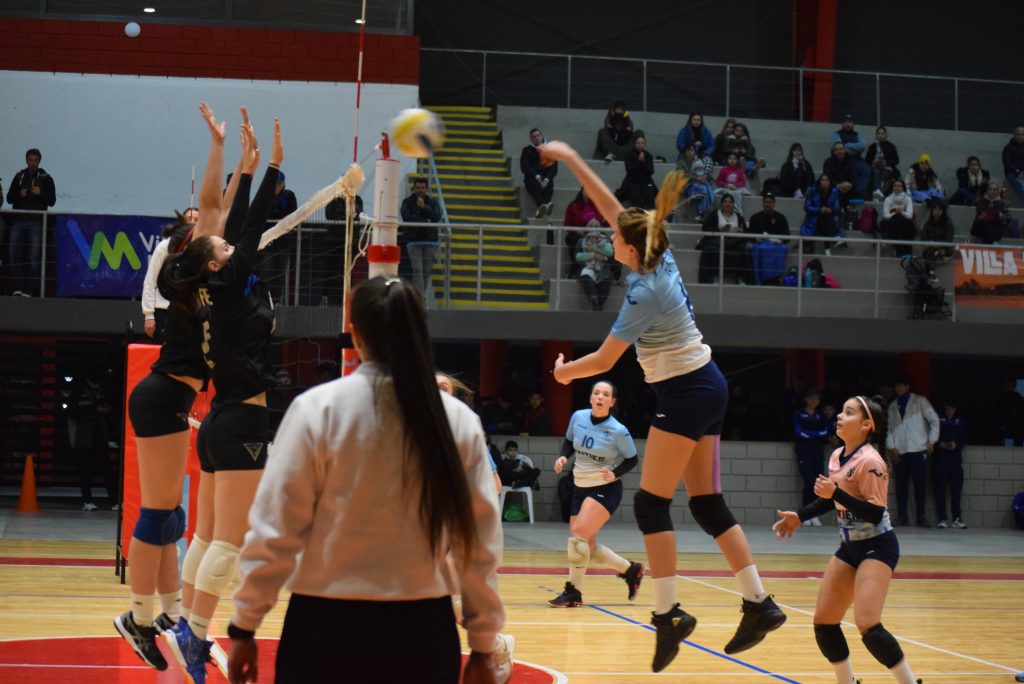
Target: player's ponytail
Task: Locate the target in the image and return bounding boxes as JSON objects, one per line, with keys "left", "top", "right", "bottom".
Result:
{"left": 157, "top": 236, "right": 216, "bottom": 309}
{"left": 617, "top": 170, "right": 689, "bottom": 273}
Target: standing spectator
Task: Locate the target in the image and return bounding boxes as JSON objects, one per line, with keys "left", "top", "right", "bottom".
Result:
{"left": 619, "top": 134, "right": 658, "bottom": 209}
{"left": 521, "top": 391, "right": 550, "bottom": 436}
{"left": 684, "top": 160, "right": 716, "bottom": 221}
{"left": 575, "top": 229, "right": 615, "bottom": 311}
{"left": 256, "top": 170, "right": 298, "bottom": 302}
{"left": 400, "top": 177, "right": 441, "bottom": 305}
{"left": 748, "top": 193, "right": 790, "bottom": 285}
{"left": 921, "top": 201, "right": 955, "bottom": 263}
{"left": 711, "top": 118, "right": 737, "bottom": 165}
{"left": 1001, "top": 126, "right": 1024, "bottom": 202}
{"left": 521, "top": 128, "right": 557, "bottom": 218}
{"left": 906, "top": 154, "right": 945, "bottom": 203}
{"left": 827, "top": 114, "right": 869, "bottom": 198}
{"left": 67, "top": 373, "right": 118, "bottom": 511}
{"left": 563, "top": 187, "right": 606, "bottom": 277}
{"left": 776, "top": 143, "right": 815, "bottom": 198}
{"left": 498, "top": 440, "right": 541, "bottom": 490}
{"left": 319, "top": 194, "right": 364, "bottom": 305}
{"left": 950, "top": 156, "right": 990, "bottom": 206}
{"left": 731, "top": 123, "right": 766, "bottom": 180}
{"left": 698, "top": 195, "right": 751, "bottom": 284}
{"left": 879, "top": 179, "right": 916, "bottom": 258}
{"left": 6, "top": 147, "right": 56, "bottom": 296}
{"left": 676, "top": 112, "right": 714, "bottom": 162}
{"left": 793, "top": 388, "right": 829, "bottom": 526}
{"left": 886, "top": 376, "right": 940, "bottom": 528}
{"left": 865, "top": 126, "right": 900, "bottom": 200}
{"left": 594, "top": 100, "right": 635, "bottom": 163}
{"left": 823, "top": 142, "right": 858, "bottom": 210}
{"left": 714, "top": 152, "right": 751, "bottom": 213}
{"left": 141, "top": 220, "right": 177, "bottom": 343}
{"left": 933, "top": 399, "right": 967, "bottom": 529}
{"left": 800, "top": 174, "right": 842, "bottom": 254}
{"left": 971, "top": 181, "right": 1012, "bottom": 244}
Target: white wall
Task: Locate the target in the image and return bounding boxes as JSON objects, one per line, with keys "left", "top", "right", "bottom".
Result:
{"left": 0, "top": 70, "right": 419, "bottom": 216}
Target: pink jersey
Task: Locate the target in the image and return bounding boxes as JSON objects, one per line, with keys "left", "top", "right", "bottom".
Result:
{"left": 716, "top": 165, "right": 746, "bottom": 188}
{"left": 827, "top": 443, "right": 893, "bottom": 541}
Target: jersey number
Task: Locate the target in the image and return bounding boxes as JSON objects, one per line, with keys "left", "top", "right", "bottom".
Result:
{"left": 582, "top": 436, "right": 595, "bottom": 449}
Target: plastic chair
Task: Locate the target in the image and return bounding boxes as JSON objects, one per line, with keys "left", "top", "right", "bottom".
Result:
{"left": 499, "top": 485, "right": 535, "bottom": 524}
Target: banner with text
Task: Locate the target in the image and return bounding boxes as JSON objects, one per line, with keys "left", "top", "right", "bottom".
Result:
{"left": 954, "top": 245, "right": 1024, "bottom": 308}
{"left": 56, "top": 214, "right": 167, "bottom": 297}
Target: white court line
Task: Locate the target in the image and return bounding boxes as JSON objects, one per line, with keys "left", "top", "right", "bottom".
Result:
{"left": 680, "top": 574, "right": 1023, "bottom": 674}
{"left": 563, "top": 671, "right": 1016, "bottom": 678}
{"left": 0, "top": 663, "right": 150, "bottom": 670}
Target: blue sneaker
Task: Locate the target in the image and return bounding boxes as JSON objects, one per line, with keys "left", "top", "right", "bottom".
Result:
{"left": 163, "top": 620, "right": 210, "bottom": 684}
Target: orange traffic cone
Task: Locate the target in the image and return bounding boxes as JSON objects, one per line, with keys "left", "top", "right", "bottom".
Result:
{"left": 15, "top": 454, "right": 40, "bottom": 513}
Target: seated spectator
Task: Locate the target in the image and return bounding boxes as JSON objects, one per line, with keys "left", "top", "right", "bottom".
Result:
{"left": 521, "top": 391, "right": 551, "bottom": 436}
{"left": 731, "top": 122, "right": 766, "bottom": 180}
{"left": 866, "top": 125, "right": 900, "bottom": 200}
{"left": 950, "top": 156, "right": 990, "bottom": 206}
{"left": 748, "top": 193, "right": 791, "bottom": 285}
{"left": 575, "top": 229, "right": 615, "bottom": 311}
{"left": 563, "top": 187, "right": 606, "bottom": 277}
{"left": 828, "top": 113, "right": 870, "bottom": 198}
{"left": 775, "top": 143, "right": 815, "bottom": 198}
{"left": 618, "top": 133, "right": 658, "bottom": 209}
{"left": 879, "top": 178, "right": 916, "bottom": 258}
{"left": 676, "top": 142, "right": 698, "bottom": 176}
{"left": 594, "top": 99, "right": 635, "bottom": 163}
{"left": 498, "top": 440, "right": 541, "bottom": 490}
{"left": 822, "top": 142, "right": 858, "bottom": 210}
{"left": 480, "top": 396, "right": 522, "bottom": 435}
{"left": 907, "top": 154, "right": 945, "bottom": 203}
{"left": 714, "top": 152, "right": 751, "bottom": 214}
{"left": 697, "top": 194, "right": 752, "bottom": 284}
{"left": 921, "top": 200, "right": 955, "bottom": 264}
{"left": 748, "top": 192, "right": 790, "bottom": 236}
{"left": 521, "top": 128, "right": 557, "bottom": 218}
{"left": 800, "top": 173, "right": 842, "bottom": 255}
{"left": 676, "top": 112, "right": 714, "bottom": 163}
{"left": 683, "top": 159, "right": 716, "bottom": 221}
{"left": 711, "top": 118, "right": 737, "bottom": 165}
{"left": 1002, "top": 126, "right": 1024, "bottom": 203}
{"left": 972, "top": 181, "right": 1012, "bottom": 244}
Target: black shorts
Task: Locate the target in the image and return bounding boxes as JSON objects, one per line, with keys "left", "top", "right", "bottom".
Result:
{"left": 196, "top": 403, "right": 269, "bottom": 473}
{"left": 649, "top": 360, "right": 728, "bottom": 440}
{"left": 571, "top": 479, "right": 624, "bottom": 517}
{"left": 128, "top": 372, "right": 197, "bottom": 438}
{"left": 835, "top": 531, "right": 900, "bottom": 571}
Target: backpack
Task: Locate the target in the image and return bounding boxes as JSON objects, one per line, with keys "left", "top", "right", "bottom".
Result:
{"left": 858, "top": 206, "right": 878, "bottom": 233}
{"left": 903, "top": 256, "right": 949, "bottom": 319}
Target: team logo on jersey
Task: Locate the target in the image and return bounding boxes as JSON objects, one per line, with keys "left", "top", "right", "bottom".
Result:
{"left": 243, "top": 443, "right": 265, "bottom": 461}
{"left": 847, "top": 467, "right": 856, "bottom": 479}
{"left": 867, "top": 468, "right": 886, "bottom": 479}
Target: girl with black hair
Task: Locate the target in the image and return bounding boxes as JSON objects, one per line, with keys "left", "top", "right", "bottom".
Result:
{"left": 226, "top": 277, "right": 504, "bottom": 684}
{"left": 774, "top": 396, "right": 921, "bottom": 684}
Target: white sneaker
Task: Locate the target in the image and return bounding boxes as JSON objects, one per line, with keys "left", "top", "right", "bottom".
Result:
{"left": 534, "top": 205, "right": 546, "bottom": 219}
{"left": 544, "top": 202, "right": 554, "bottom": 217}
{"left": 951, "top": 518, "right": 967, "bottom": 529}
{"left": 810, "top": 516, "right": 822, "bottom": 526}
{"left": 604, "top": 153, "right": 615, "bottom": 165}
{"left": 492, "top": 633, "right": 516, "bottom": 684}
{"left": 82, "top": 502, "right": 99, "bottom": 511}
{"left": 209, "top": 639, "right": 230, "bottom": 679}
{"left": 935, "top": 519, "right": 949, "bottom": 529}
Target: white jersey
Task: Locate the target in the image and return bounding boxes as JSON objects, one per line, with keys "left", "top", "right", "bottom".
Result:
{"left": 565, "top": 409, "right": 637, "bottom": 488}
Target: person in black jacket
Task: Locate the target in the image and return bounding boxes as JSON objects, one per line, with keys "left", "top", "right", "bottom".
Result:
{"left": 793, "top": 388, "right": 829, "bottom": 524}
{"left": 950, "top": 156, "right": 990, "bottom": 206}
{"left": 932, "top": 399, "right": 967, "bottom": 529}
{"left": 823, "top": 142, "right": 858, "bottom": 210}
{"left": 521, "top": 128, "right": 557, "bottom": 218}
{"left": 776, "top": 143, "right": 815, "bottom": 198}
{"left": 1002, "top": 126, "right": 1024, "bottom": 202}
{"left": 399, "top": 177, "right": 441, "bottom": 305}
{"left": 6, "top": 147, "right": 56, "bottom": 296}
{"left": 865, "top": 126, "right": 900, "bottom": 200}
{"left": 618, "top": 133, "right": 658, "bottom": 209}
{"left": 255, "top": 170, "right": 298, "bottom": 302}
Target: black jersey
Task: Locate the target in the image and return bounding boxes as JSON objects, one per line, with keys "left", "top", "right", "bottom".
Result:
{"left": 150, "top": 303, "right": 209, "bottom": 383}
{"left": 195, "top": 167, "right": 279, "bottom": 406}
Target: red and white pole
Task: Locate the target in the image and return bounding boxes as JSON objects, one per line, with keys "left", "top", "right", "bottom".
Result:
{"left": 367, "top": 134, "right": 401, "bottom": 278}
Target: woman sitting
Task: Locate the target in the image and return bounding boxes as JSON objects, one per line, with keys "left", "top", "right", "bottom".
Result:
{"left": 971, "top": 181, "right": 1011, "bottom": 244}
{"left": 879, "top": 179, "right": 916, "bottom": 258}
{"left": 619, "top": 133, "right": 658, "bottom": 209}
{"left": 712, "top": 118, "right": 737, "bottom": 165}
{"left": 575, "top": 230, "right": 615, "bottom": 311}
{"left": 865, "top": 126, "right": 900, "bottom": 201}
{"left": 921, "top": 200, "right": 956, "bottom": 264}
{"left": 777, "top": 143, "right": 815, "bottom": 198}
{"left": 950, "top": 156, "right": 990, "bottom": 206}
{"left": 906, "top": 154, "right": 944, "bottom": 203}
{"left": 564, "top": 187, "right": 608, "bottom": 277}
{"left": 731, "top": 122, "right": 766, "bottom": 180}
{"left": 715, "top": 152, "right": 752, "bottom": 214}
{"left": 697, "top": 194, "right": 752, "bottom": 284}
{"left": 800, "top": 174, "right": 842, "bottom": 255}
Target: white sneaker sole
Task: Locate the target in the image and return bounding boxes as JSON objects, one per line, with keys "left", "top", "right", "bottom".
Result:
{"left": 162, "top": 630, "right": 199, "bottom": 684}
{"left": 209, "top": 640, "right": 230, "bottom": 679}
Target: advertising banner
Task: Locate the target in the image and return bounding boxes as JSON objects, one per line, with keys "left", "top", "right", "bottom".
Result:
{"left": 954, "top": 245, "right": 1024, "bottom": 308}
{"left": 56, "top": 214, "right": 166, "bottom": 297}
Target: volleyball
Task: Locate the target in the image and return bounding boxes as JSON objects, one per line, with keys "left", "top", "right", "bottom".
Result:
{"left": 124, "top": 21, "right": 141, "bottom": 38}
{"left": 390, "top": 108, "right": 445, "bottom": 158}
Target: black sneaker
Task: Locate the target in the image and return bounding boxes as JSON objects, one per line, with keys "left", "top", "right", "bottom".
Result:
{"left": 114, "top": 610, "right": 168, "bottom": 671}
{"left": 548, "top": 581, "right": 583, "bottom": 607}
{"left": 153, "top": 612, "right": 176, "bottom": 632}
{"left": 618, "top": 561, "right": 644, "bottom": 601}
{"left": 723, "top": 596, "right": 787, "bottom": 654}
{"left": 650, "top": 603, "right": 697, "bottom": 672}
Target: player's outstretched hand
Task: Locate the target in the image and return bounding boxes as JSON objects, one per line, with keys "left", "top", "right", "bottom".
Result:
{"left": 554, "top": 456, "right": 567, "bottom": 474}
{"left": 552, "top": 352, "right": 571, "bottom": 385}
{"left": 270, "top": 118, "right": 284, "bottom": 168}
{"left": 773, "top": 510, "right": 800, "bottom": 540}
{"left": 227, "top": 637, "right": 258, "bottom": 683}
{"left": 241, "top": 124, "right": 260, "bottom": 176}
{"left": 538, "top": 140, "right": 576, "bottom": 166}
{"left": 200, "top": 102, "right": 226, "bottom": 144}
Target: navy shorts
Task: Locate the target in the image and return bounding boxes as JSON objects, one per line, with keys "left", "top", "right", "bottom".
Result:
{"left": 571, "top": 479, "right": 623, "bottom": 517}
{"left": 196, "top": 403, "right": 269, "bottom": 473}
{"left": 649, "top": 360, "right": 728, "bottom": 440}
{"left": 835, "top": 531, "right": 900, "bottom": 571}
{"left": 128, "top": 372, "right": 197, "bottom": 438}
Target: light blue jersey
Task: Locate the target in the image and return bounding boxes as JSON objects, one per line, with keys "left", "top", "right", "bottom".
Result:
{"left": 565, "top": 409, "right": 637, "bottom": 488}
{"left": 610, "top": 250, "right": 711, "bottom": 383}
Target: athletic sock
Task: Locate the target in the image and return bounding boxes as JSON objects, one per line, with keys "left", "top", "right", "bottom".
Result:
{"left": 569, "top": 565, "right": 587, "bottom": 589}
{"left": 735, "top": 564, "right": 768, "bottom": 602}
{"left": 889, "top": 658, "right": 916, "bottom": 684}
{"left": 831, "top": 659, "right": 856, "bottom": 683}
{"left": 130, "top": 593, "right": 155, "bottom": 627}
{"left": 180, "top": 606, "right": 191, "bottom": 622}
{"left": 159, "top": 590, "right": 182, "bottom": 622}
{"left": 591, "top": 544, "right": 630, "bottom": 574}
{"left": 188, "top": 614, "right": 211, "bottom": 641}
{"left": 652, "top": 576, "right": 676, "bottom": 614}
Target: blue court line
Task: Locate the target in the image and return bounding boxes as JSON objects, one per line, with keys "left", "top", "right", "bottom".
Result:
{"left": 540, "top": 584, "right": 801, "bottom": 684}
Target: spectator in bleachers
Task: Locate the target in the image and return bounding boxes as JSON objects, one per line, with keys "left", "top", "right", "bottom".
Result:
{"left": 711, "top": 118, "right": 736, "bottom": 165}
{"left": 971, "top": 181, "right": 1012, "bottom": 244}
{"left": 618, "top": 133, "right": 658, "bottom": 210}
{"left": 731, "top": 122, "right": 767, "bottom": 180}
{"left": 776, "top": 143, "right": 815, "bottom": 198}
{"left": 676, "top": 142, "right": 698, "bottom": 176}
{"left": 594, "top": 100, "right": 635, "bottom": 163}
{"left": 828, "top": 113, "right": 870, "bottom": 198}
{"left": 748, "top": 192, "right": 790, "bottom": 237}
{"left": 950, "top": 156, "right": 990, "bottom": 206}
{"left": 748, "top": 193, "right": 791, "bottom": 286}
{"left": 480, "top": 396, "right": 521, "bottom": 436}
{"left": 498, "top": 440, "right": 541, "bottom": 490}
{"left": 800, "top": 173, "right": 842, "bottom": 255}
{"left": 822, "top": 142, "right": 858, "bottom": 210}
{"left": 400, "top": 177, "right": 441, "bottom": 305}
{"left": 6, "top": 147, "right": 56, "bottom": 297}
{"left": 683, "top": 159, "right": 716, "bottom": 221}
{"left": 697, "top": 194, "right": 751, "bottom": 284}
{"left": 715, "top": 152, "right": 751, "bottom": 214}
{"left": 865, "top": 125, "right": 900, "bottom": 201}
{"left": 879, "top": 178, "right": 916, "bottom": 258}
{"left": 521, "top": 128, "right": 557, "bottom": 218}
{"left": 921, "top": 200, "right": 955, "bottom": 264}
{"left": 563, "top": 187, "right": 606, "bottom": 277}
{"left": 676, "top": 112, "right": 714, "bottom": 162}
{"left": 906, "top": 154, "right": 945, "bottom": 203}
{"left": 575, "top": 229, "right": 615, "bottom": 311}
{"left": 1002, "top": 126, "right": 1024, "bottom": 203}
{"left": 256, "top": 170, "right": 299, "bottom": 302}
{"left": 521, "top": 391, "right": 550, "bottom": 436}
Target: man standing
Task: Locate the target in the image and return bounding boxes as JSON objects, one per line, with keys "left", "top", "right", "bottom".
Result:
{"left": 828, "top": 114, "right": 869, "bottom": 199}
{"left": 399, "top": 177, "right": 441, "bottom": 305}
{"left": 886, "top": 376, "right": 940, "bottom": 527}
{"left": 6, "top": 148, "right": 56, "bottom": 296}
{"left": 521, "top": 128, "right": 557, "bottom": 218}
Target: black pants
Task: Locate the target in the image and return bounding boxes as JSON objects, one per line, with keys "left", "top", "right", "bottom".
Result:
{"left": 880, "top": 215, "right": 915, "bottom": 257}
{"left": 894, "top": 450, "right": 928, "bottom": 522}
{"left": 931, "top": 449, "right": 963, "bottom": 521}
{"left": 275, "top": 594, "right": 460, "bottom": 684}
{"left": 524, "top": 176, "right": 554, "bottom": 207}
{"left": 75, "top": 423, "right": 118, "bottom": 506}
{"left": 578, "top": 274, "right": 611, "bottom": 310}
{"left": 795, "top": 442, "right": 824, "bottom": 506}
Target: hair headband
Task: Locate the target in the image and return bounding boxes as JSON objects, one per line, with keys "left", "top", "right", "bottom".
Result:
{"left": 856, "top": 396, "right": 876, "bottom": 432}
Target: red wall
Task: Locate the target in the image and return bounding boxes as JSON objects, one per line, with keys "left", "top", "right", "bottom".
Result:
{"left": 0, "top": 18, "right": 419, "bottom": 84}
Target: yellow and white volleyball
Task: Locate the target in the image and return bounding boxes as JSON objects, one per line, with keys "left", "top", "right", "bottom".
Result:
{"left": 390, "top": 108, "right": 445, "bottom": 158}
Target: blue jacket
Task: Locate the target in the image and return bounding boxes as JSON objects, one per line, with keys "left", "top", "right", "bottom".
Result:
{"left": 794, "top": 409, "right": 829, "bottom": 443}
{"left": 800, "top": 187, "right": 842, "bottom": 237}
{"left": 937, "top": 412, "right": 967, "bottom": 454}
{"left": 676, "top": 125, "right": 715, "bottom": 157}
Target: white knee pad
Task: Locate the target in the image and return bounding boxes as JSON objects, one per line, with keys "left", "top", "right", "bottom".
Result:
{"left": 194, "top": 540, "right": 240, "bottom": 599}
{"left": 567, "top": 536, "right": 590, "bottom": 565}
{"left": 181, "top": 535, "right": 210, "bottom": 586}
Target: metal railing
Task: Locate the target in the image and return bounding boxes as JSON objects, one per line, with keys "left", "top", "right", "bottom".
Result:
{"left": 421, "top": 48, "right": 1024, "bottom": 133}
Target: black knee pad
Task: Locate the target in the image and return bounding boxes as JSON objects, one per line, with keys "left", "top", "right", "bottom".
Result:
{"left": 688, "top": 493, "right": 738, "bottom": 538}
{"left": 814, "top": 624, "right": 849, "bottom": 663}
{"left": 633, "top": 489, "right": 673, "bottom": 534}
{"left": 861, "top": 623, "right": 904, "bottom": 669}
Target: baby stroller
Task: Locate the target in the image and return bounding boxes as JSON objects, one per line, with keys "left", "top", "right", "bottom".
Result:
{"left": 902, "top": 255, "right": 950, "bottom": 320}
